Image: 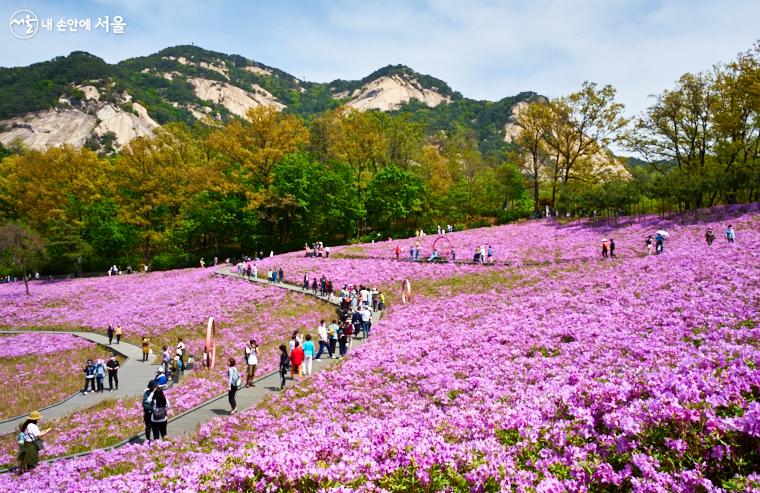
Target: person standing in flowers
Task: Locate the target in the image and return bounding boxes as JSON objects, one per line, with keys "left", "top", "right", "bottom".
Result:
{"left": 609, "top": 238, "right": 616, "bottom": 258}
{"left": 601, "top": 239, "right": 609, "bottom": 259}
{"left": 655, "top": 232, "right": 665, "bottom": 254}
{"left": 199, "top": 257, "right": 206, "bottom": 268}
{"left": 244, "top": 339, "right": 259, "bottom": 387}
{"left": 17, "top": 410, "right": 52, "bottom": 473}
{"left": 278, "top": 344, "right": 290, "bottom": 390}
{"left": 725, "top": 224, "right": 736, "bottom": 243}
{"left": 705, "top": 228, "right": 716, "bottom": 246}
{"left": 645, "top": 235, "right": 653, "bottom": 255}
{"left": 227, "top": 358, "right": 242, "bottom": 415}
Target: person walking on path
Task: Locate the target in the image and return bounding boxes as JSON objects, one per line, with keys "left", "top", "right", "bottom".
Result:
{"left": 338, "top": 322, "right": 349, "bottom": 357}
{"left": 82, "top": 359, "right": 96, "bottom": 395}
{"left": 303, "top": 273, "right": 309, "bottom": 291}
{"left": 147, "top": 387, "right": 169, "bottom": 440}
{"left": 227, "top": 358, "right": 242, "bottom": 415}
{"left": 725, "top": 225, "right": 736, "bottom": 243}
{"left": 106, "top": 325, "right": 114, "bottom": 345}
{"left": 315, "top": 320, "right": 329, "bottom": 360}
{"left": 141, "top": 380, "right": 157, "bottom": 442}
{"left": 244, "top": 339, "right": 259, "bottom": 387}
{"left": 302, "top": 334, "right": 315, "bottom": 376}
{"left": 609, "top": 238, "right": 616, "bottom": 258}
{"left": 706, "top": 228, "right": 716, "bottom": 246}
{"left": 328, "top": 320, "right": 339, "bottom": 357}
{"left": 114, "top": 325, "right": 122, "bottom": 344}
{"left": 601, "top": 239, "right": 609, "bottom": 259}
{"left": 95, "top": 359, "right": 106, "bottom": 393}
{"left": 278, "top": 267, "right": 284, "bottom": 283}
{"left": 278, "top": 344, "right": 289, "bottom": 390}
{"left": 17, "top": 410, "right": 52, "bottom": 473}
{"left": 141, "top": 336, "right": 150, "bottom": 362}
{"left": 290, "top": 341, "right": 304, "bottom": 382}
{"left": 360, "top": 305, "right": 372, "bottom": 338}
{"left": 106, "top": 354, "right": 119, "bottom": 391}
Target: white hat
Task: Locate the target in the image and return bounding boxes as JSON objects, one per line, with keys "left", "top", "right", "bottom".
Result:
{"left": 157, "top": 367, "right": 165, "bottom": 373}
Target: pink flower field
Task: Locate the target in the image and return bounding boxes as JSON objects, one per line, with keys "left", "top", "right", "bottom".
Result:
{"left": 1, "top": 206, "right": 759, "bottom": 491}
{"left": 0, "top": 271, "right": 335, "bottom": 465}
{"left": 0, "top": 334, "right": 103, "bottom": 419}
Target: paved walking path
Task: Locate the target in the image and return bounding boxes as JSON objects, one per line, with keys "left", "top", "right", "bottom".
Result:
{"left": 165, "top": 266, "right": 380, "bottom": 437}
{"left": 0, "top": 266, "right": 382, "bottom": 471}
{"left": 0, "top": 331, "right": 158, "bottom": 435}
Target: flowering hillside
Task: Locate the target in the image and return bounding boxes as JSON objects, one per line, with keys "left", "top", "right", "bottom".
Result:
{"left": 1, "top": 206, "right": 759, "bottom": 491}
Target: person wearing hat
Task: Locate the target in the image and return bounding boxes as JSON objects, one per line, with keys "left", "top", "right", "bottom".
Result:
{"left": 106, "top": 354, "right": 120, "bottom": 391}
{"left": 154, "top": 366, "right": 168, "bottom": 389}
{"left": 18, "top": 410, "right": 52, "bottom": 473}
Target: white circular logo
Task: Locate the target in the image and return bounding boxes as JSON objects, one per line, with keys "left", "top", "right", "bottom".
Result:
{"left": 10, "top": 10, "right": 39, "bottom": 39}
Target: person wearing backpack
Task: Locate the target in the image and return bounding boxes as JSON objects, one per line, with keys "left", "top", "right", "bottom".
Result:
{"left": 95, "top": 359, "right": 106, "bottom": 392}
{"left": 227, "top": 358, "right": 242, "bottom": 415}
{"left": 141, "top": 380, "right": 157, "bottom": 441}
{"left": 147, "top": 387, "right": 169, "bottom": 440}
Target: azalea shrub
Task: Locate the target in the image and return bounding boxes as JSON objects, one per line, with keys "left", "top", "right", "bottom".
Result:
{"left": 1, "top": 206, "right": 759, "bottom": 491}
{"left": 0, "top": 333, "right": 105, "bottom": 420}
{"left": 0, "top": 271, "right": 334, "bottom": 466}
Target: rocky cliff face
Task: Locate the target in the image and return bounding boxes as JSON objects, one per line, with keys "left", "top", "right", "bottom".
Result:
{"left": 187, "top": 77, "right": 284, "bottom": 117}
{"left": 341, "top": 74, "right": 452, "bottom": 111}
{"left": 0, "top": 84, "right": 158, "bottom": 151}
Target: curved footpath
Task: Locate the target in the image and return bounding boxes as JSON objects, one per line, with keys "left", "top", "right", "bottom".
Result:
{"left": 0, "top": 331, "right": 157, "bottom": 435}
{"left": 0, "top": 266, "right": 381, "bottom": 472}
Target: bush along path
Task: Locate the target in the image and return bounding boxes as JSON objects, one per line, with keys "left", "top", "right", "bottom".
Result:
{"left": 0, "top": 330, "right": 157, "bottom": 436}
{"left": 0, "top": 266, "right": 381, "bottom": 472}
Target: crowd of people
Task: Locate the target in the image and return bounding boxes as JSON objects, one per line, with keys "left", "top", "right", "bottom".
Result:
{"left": 304, "top": 241, "right": 330, "bottom": 258}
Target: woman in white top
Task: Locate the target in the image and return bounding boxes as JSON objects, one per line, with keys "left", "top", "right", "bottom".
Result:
{"left": 19, "top": 410, "right": 52, "bottom": 471}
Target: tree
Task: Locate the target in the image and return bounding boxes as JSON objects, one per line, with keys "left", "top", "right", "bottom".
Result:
{"left": 512, "top": 101, "right": 552, "bottom": 212}
{"left": 207, "top": 106, "right": 308, "bottom": 205}
{"left": 0, "top": 222, "right": 46, "bottom": 295}
{"left": 542, "top": 82, "right": 628, "bottom": 188}
{"left": 324, "top": 107, "right": 387, "bottom": 235}
{"left": 366, "top": 164, "right": 424, "bottom": 233}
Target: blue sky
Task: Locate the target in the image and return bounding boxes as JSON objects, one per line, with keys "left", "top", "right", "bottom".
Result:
{"left": 3, "top": 0, "right": 759, "bottom": 116}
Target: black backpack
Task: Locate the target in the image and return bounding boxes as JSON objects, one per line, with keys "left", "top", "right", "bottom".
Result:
{"left": 142, "top": 390, "right": 153, "bottom": 412}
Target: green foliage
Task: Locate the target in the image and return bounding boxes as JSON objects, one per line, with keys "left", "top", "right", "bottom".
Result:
{"left": 0, "top": 51, "right": 112, "bottom": 118}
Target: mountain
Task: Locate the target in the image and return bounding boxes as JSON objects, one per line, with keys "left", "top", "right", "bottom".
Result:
{"left": 0, "top": 45, "right": 541, "bottom": 155}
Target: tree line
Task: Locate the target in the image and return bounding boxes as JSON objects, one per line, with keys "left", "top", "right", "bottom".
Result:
{"left": 1, "top": 42, "right": 759, "bottom": 276}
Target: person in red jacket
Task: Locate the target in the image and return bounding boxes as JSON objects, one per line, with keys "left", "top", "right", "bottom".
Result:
{"left": 290, "top": 341, "right": 304, "bottom": 383}
{"left": 395, "top": 245, "right": 400, "bottom": 260}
